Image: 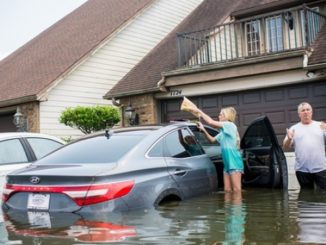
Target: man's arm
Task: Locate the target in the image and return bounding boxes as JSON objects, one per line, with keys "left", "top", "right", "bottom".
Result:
{"left": 283, "top": 128, "right": 294, "bottom": 150}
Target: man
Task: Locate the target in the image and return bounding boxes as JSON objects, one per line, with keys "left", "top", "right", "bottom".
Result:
{"left": 283, "top": 102, "right": 326, "bottom": 189}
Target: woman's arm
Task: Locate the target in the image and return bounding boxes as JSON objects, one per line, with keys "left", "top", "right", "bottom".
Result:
{"left": 197, "top": 122, "right": 216, "bottom": 143}
{"left": 194, "top": 109, "right": 223, "bottom": 128}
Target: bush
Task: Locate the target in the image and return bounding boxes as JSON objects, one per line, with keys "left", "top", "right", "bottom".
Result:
{"left": 60, "top": 105, "right": 120, "bottom": 134}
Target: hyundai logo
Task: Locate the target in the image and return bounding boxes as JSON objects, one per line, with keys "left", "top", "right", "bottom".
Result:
{"left": 30, "top": 176, "right": 40, "bottom": 184}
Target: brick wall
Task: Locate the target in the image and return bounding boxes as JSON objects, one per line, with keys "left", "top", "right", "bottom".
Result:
{"left": 20, "top": 102, "right": 40, "bottom": 132}
{"left": 120, "top": 94, "right": 157, "bottom": 126}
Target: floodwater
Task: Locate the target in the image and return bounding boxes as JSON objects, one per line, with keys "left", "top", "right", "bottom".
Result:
{"left": 1, "top": 188, "right": 326, "bottom": 245}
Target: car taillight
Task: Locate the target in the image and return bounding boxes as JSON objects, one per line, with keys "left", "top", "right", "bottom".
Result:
{"left": 2, "top": 180, "right": 134, "bottom": 206}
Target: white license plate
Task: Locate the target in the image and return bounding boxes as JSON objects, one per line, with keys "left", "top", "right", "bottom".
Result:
{"left": 28, "top": 211, "right": 51, "bottom": 228}
{"left": 27, "top": 193, "right": 50, "bottom": 210}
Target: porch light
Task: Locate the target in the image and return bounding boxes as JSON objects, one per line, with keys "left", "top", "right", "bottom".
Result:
{"left": 13, "top": 106, "right": 28, "bottom": 132}
{"left": 124, "top": 104, "right": 139, "bottom": 126}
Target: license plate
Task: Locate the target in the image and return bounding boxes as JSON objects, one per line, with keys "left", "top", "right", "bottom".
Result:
{"left": 28, "top": 211, "right": 51, "bottom": 228}
{"left": 27, "top": 193, "right": 50, "bottom": 210}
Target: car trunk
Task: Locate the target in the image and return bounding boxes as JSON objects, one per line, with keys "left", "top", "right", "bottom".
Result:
{"left": 3, "top": 163, "right": 120, "bottom": 212}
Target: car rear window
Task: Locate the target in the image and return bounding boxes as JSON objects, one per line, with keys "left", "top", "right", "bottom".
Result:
{"left": 36, "top": 134, "right": 144, "bottom": 164}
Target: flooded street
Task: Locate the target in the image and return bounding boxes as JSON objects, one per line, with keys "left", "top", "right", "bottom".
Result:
{"left": 1, "top": 187, "right": 326, "bottom": 245}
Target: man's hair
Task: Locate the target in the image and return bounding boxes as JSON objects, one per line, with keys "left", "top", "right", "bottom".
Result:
{"left": 297, "top": 102, "right": 312, "bottom": 113}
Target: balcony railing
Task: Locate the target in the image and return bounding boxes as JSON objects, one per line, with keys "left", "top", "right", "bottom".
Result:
{"left": 177, "top": 5, "right": 326, "bottom": 68}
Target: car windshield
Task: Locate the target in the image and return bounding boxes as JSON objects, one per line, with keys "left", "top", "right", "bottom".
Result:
{"left": 36, "top": 134, "right": 145, "bottom": 164}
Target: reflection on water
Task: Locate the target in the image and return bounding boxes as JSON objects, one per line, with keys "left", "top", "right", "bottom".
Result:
{"left": 1, "top": 188, "right": 326, "bottom": 244}
{"left": 296, "top": 190, "right": 326, "bottom": 244}
{"left": 5, "top": 212, "right": 136, "bottom": 243}
{"left": 222, "top": 192, "right": 246, "bottom": 245}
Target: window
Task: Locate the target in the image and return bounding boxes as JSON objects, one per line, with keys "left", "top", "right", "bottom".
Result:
{"left": 0, "top": 139, "right": 28, "bottom": 164}
{"left": 165, "top": 128, "right": 204, "bottom": 158}
{"left": 266, "top": 15, "right": 283, "bottom": 52}
{"left": 190, "top": 126, "right": 221, "bottom": 159}
{"left": 148, "top": 139, "right": 164, "bottom": 157}
{"left": 242, "top": 121, "right": 272, "bottom": 148}
{"left": 246, "top": 20, "right": 261, "bottom": 56}
{"left": 37, "top": 134, "right": 144, "bottom": 164}
{"left": 27, "top": 137, "right": 63, "bottom": 159}
{"left": 300, "top": 7, "right": 320, "bottom": 46}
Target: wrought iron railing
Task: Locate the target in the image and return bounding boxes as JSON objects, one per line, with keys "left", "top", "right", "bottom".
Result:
{"left": 176, "top": 5, "right": 326, "bottom": 67}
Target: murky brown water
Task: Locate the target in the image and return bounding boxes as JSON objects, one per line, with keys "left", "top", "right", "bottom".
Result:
{"left": 1, "top": 188, "right": 326, "bottom": 245}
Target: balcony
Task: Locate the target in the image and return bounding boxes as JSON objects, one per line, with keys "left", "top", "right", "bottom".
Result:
{"left": 176, "top": 5, "right": 326, "bottom": 68}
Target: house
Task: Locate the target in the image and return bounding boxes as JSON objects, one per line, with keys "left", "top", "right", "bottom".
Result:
{"left": 105, "top": 0, "right": 326, "bottom": 189}
{"left": 0, "top": 0, "right": 204, "bottom": 139}
{"left": 105, "top": 0, "right": 326, "bottom": 143}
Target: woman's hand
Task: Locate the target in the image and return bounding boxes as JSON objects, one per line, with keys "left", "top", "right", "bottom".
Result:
{"left": 196, "top": 121, "right": 205, "bottom": 131}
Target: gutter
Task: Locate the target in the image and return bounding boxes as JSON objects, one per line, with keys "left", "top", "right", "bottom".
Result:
{"left": 304, "top": 62, "right": 326, "bottom": 70}
{"left": 0, "top": 95, "right": 38, "bottom": 108}
{"left": 104, "top": 87, "right": 160, "bottom": 100}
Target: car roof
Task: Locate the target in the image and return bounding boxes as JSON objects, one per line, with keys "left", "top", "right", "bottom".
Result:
{"left": 0, "top": 132, "right": 65, "bottom": 144}
{"left": 69, "top": 122, "right": 198, "bottom": 143}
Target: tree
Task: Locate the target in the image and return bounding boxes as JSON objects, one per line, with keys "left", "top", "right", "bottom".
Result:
{"left": 60, "top": 105, "right": 120, "bottom": 134}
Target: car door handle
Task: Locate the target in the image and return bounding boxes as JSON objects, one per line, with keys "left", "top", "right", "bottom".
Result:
{"left": 173, "top": 169, "right": 187, "bottom": 176}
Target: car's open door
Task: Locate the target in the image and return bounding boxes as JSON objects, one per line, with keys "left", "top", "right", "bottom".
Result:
{"left": 241, "top": 116, "right": 288, "bottom": 189}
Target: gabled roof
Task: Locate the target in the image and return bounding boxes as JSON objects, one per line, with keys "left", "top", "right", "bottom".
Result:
{"left": 308, "top": 24, "right": 326, "bottom": 66}
{"left": 0, "top": 0, "right": 153, "bottom": 106}
{"left": 105, "top": 0, "right": 326, "bottom": 99}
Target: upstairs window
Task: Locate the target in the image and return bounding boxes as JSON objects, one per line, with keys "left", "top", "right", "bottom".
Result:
{"left": 246, "top": 20, "right": 261, "bottom": 56}
{"left": 300, "top": 7, "right": 320, "bottom": 46}
{"left": 266, "top": 15, "right": 284, "bottom": 52}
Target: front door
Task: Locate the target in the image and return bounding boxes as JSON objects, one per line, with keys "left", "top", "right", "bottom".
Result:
{"left": 241, "top": 116, "right": 288, "bottom": 189}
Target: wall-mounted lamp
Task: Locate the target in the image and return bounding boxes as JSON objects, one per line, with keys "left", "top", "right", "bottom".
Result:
{"left": 124, "top": 104, "right": 139, "bottom": 126}
{"left": 13, "top": 106, "right": 28, "bottom": 132}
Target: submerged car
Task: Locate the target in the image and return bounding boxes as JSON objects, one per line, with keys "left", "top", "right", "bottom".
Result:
{"left": 0, "top": 132, "right": 65, "bottom": 177}
{"left": 2, "top": 116, "right": 287, "bottom": 213}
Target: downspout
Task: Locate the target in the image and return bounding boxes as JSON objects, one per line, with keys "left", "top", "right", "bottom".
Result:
{"left": 157, "top": 77, "right": 168, "bottom": 92}
{"left": 111, "top": 97, "right": 121, "bottom": 107}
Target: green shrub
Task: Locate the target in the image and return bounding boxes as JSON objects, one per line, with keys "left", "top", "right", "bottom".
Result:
{"left": 60, "top": 105, "right": 120, "bottom": 134}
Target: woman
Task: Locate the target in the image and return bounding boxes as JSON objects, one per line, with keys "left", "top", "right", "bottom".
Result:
{"left": 194, "top": 107, "right": 243, "bottom": 192}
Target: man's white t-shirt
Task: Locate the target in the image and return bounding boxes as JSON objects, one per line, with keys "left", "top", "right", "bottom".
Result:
{"left": 290, "top": 120, "right": 326, "bottom": 173}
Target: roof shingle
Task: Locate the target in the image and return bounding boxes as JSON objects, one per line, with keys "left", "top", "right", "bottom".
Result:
{"left": 0, "top": 0, "right": 153, "bottom": 104}
{"left": 308, "top": 24, "right": 326, "bottom": 66}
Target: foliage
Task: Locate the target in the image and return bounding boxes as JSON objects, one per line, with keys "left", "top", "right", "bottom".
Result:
{"left": 60, "top": 105, "right": 120, "bottom": 134}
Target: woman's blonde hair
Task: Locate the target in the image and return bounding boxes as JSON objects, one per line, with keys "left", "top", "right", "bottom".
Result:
{"left": 221, "top": 107, "right": 237, "bottom": 122}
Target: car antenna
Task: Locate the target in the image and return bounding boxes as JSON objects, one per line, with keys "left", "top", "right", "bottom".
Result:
{"left": 105, "top": 123, "right": 111, "bottom": 139}
{"left": 105, "top": 128, "right": 112, "bottom": 139}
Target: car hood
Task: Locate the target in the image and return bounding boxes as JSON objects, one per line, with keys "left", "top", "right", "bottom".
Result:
{"left": 7, "top": 163, "right": 118, "bottom": 177}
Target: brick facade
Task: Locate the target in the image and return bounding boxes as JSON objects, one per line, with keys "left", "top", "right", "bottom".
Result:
{"left": 20, "top": 102, "right": 40, "bottom": 132}
{"left": 120, "top": 94, "right": 157, "bottom": 126}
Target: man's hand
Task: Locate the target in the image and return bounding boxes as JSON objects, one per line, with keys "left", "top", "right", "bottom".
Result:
{"left": 286, "top": 128, "right": 295, "bottom": 141}
{"left": 283, "top": 128, "right": 295, "bottom": 150}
